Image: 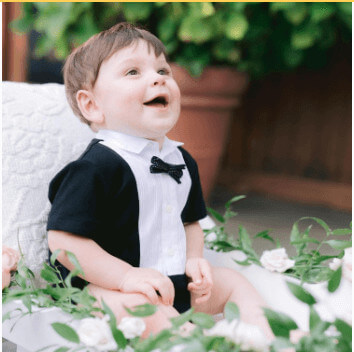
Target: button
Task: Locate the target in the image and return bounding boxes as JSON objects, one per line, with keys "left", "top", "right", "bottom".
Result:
{"left": 166, "top": 205, "right": 173, "bottom": 213}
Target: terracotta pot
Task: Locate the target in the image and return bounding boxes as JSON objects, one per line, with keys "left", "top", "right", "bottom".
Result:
{"left": 168, "top": 64, "right": 249, "bottom": 199}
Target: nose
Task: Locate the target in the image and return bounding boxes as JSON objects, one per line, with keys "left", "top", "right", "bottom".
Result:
{"left": 152, "top": 72, "right": 166, "bottom": 86}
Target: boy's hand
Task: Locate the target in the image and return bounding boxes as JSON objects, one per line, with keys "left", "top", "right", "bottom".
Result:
{"left": 185, "top": 257, "right": 213, "bottom": 304}
{"left": 118, "top": 267, "right": 175, "bottom": 306}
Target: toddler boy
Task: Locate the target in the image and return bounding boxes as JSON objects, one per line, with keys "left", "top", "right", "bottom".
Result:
{"left": 47, "top": 22, "right": 272, "bottom": 338}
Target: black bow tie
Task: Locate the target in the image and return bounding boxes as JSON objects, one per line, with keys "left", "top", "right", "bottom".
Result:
{"left": 150, "top": 156, "right": 185, "bottom": 184}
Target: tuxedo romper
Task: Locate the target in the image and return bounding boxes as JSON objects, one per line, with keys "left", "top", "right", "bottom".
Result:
{"left": 47, "top": 130, "right": 207, "bottom": 313}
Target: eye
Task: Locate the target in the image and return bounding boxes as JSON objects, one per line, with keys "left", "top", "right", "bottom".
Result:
{"left": 158, "top": 68, "right": 170, "bottom": 76}
{"left": 126, "top": 69, "right": 138, "bottom": 76}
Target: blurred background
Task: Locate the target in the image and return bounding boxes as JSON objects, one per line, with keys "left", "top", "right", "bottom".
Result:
{"left": 3, "top": 2, "right": 352, "bottom": 240}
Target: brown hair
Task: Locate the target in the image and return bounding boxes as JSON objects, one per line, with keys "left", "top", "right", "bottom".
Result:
{"left": 63, "top": 22, "right": 167, "bottom": 125}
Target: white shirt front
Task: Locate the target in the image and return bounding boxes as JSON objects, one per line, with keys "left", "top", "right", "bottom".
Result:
{"left": 95, "top": 129, "right": 192, "bottom": 276}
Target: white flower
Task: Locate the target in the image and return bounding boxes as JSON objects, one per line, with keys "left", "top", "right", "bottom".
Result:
{"left": 118, "top": 316, "right": 146, "bottom": 339}
{"left": 206, "top": 232, "right": 217, "bottom": 242}
{"left": 205, "top": 319, "right": 269, "bottom": 351}
{"left": 329, "top": 258, "right": 342, "bottom": 271}
{"left": 169, "top": 344, "right": 187, "bottom": 352}
{"left": 260, "top": 248, "right": 295, "bottom": 273}
{"left": 233, "top": 320, "right": 269, "bottom": 352}
{"left": 77, "top": 316, "right": 117, "bottom": 351}
{"left": 329, "top": 248, "right": 352, "bottom": 282}
{"left": 204, "top": 318, "right": 238, "bottom": 340}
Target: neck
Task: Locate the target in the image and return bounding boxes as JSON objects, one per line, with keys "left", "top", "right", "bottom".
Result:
{"left": 148, "top": 136, "right": 164, "bottom": 151}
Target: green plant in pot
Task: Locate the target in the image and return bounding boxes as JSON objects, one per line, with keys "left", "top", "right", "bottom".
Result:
{"left": 12, "top": 2, "right": 352, "bottom": 197}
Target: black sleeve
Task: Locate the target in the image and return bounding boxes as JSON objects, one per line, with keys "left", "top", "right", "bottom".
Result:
{"left": 47, "top": 160, "right": 107, "bottom": 239}
{"left": 179, "top": 148, "right": 207, "bottom": 223}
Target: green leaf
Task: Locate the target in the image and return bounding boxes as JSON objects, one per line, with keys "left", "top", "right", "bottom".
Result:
{"left": 201, "top": 3, "right": 215, "bottom": 17}
{"left": 291, "top": 237, "right": 320, "bottom": 245}
{"left": 286, "top": 281, "right": 316, "bottom": 305}
{"left": 124, "top": 303, "right": 157, "bottom": 317}
{"left": 238, "top": 225, "right": 253, "bottom": 251}
{"left": 178, "top": 16, "right": 214, "bottom": 44}
{"left": 157, "top": 16, "right": 178, "bottom": 43}
{"left": 225, "top": 13, "right": 249, "bottom": 40}
{"left": 310, "top": 3, "right": 335, "bottom": 22}
{"left": 300, "top": 217, "right": 331, "bottom": 235}
{"left": 122, "top": 3, "right": 153, "bottom": 22}
{"left": 225, "top": 195, "right": 246, "bottom": 209}
{"left": 271, "top": 337, "right": 294, "bottom": 350}
{"left": 284, "top": 4, "right": 308, "bottom": 25}
{"left": 263, "top": 308, "right": 298, "bottom": 338}
{"left": 102, "top": 300, "right": 127, "bottom": 348}
{"left": 325, "top": 240, "right": 352, "bottom": 251}
{"left": 170, "top": 308, "right": 194, "bottom": 328}
{"left": 191, "top": 312, "right": 215, "bottom": 329}
{"left": 331, "top": 228, "right": 352, "bottom": 236}
{"left": 224, "top": 301, "right": 240, "bottom": 322}
{"left": 51, "top": 323, "right": 79, "bottom": 343}
{"left": 328, "top": 266, "right": 342, "bottom": 293}
{"left": 40, "top": 263, "right": 61, "bottom": 284}
{"left": 53, "top": 348, "right": 70, "bottom": 352}
{"left": 213, "top": 241, "right": 237, "bottom": 252}
{"left": 50, "top": 249, "right": 62, "bottom": 266}
{"left": 207, "top": 208, "right": 225, "bottom": 223}
{"left": 254, "top": 230, "right": 275, "bottom": 243}
{"left": 66, "top": 251, "right": 84, "bottom": 276}
{"left": 137, "top": 329, "right": 172, "bottom": 352}
{"left": 233, "top": 258, "right": 251, "bottom": 266}
{"left": 309, "top": 306, "right": 321, "bottom": 332}
{"left": 290, "top": 221, "right": 302, "bottom": 250}
{"left": 334, "top": 318, "right": 352, "bottom": 342}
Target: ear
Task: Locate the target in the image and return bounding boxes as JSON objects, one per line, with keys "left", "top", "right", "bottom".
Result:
{"left": 76, "top": 89, "right": 104, "bottom": 125}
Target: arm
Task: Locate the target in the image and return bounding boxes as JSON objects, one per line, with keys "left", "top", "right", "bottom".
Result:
{"left": 48, "top": 230, "right": 131, "bottom": 290}
{"left": 184, "top": 222, "right": 213, "bottom": 304}
{"left": 48, "top": 230, "right": 174, "bottom": 305}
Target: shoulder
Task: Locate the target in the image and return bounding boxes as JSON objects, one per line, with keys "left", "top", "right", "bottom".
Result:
{"left": 78, "top": 139, "right": 133, "bottom": 178}
{"left": 178, "top": 146, "right": 198, "bottom": 173}
{"left": 51, "top": 139, "right": 134, "bottom": 188}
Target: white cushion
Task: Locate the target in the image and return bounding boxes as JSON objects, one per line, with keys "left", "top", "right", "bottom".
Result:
{"left": 3, "top": 82, "right": 95, "bottom": 280}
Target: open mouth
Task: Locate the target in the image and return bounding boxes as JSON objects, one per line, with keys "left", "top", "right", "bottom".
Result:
{"left": 143, "top": 95, "right": 168, "bottom": 108}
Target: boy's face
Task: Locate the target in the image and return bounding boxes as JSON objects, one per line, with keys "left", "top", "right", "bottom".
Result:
{"left": 92, "top": 40, "right": 181, "bottom": 143}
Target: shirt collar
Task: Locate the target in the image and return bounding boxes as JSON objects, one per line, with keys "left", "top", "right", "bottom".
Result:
{"left": 95, "top": 129, "right": 183, "bottom": 156}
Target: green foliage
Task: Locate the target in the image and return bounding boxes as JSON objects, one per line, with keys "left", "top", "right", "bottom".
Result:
{"left": 206, "top": 197, "right": 352, "bottom": 285}
{"left": 124, "top": 303, "right": 157, "bottom": 317}
{"left": 263, "top": 308, "right": 298, "bottom": 338}
{"left": 224, "top": 301, "right": 240, "bottom": 322}
{"left": 2, "top": 197, "right": 352, "bottom": 351}
{"left": 51, "top": 322, "right": 80, "bottom": 344}
{"left": 10, "top": 2, "right": 352, "bottom": 78}
{"left": 286, "top": 281, "right": 316, "bottom": 305}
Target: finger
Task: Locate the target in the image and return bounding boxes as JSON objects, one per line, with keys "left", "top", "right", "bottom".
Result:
{"left": 139, "top": 284, "right": 159, "bottom": 305}
{"left": 151, "top": 277, "right": 175, "bottom": 306}
{"left": 188, "top": 285, "right": 211, "bottom": 297}
{"left": 187, "top": 263, "right": 202, "bottom": 285}
{"left": 199, "top": 260, "right": 213, "bottom": 286}
{"left": 166, "top": 277, "right": 175, "bottom": 305}
{"left": 195, "top": 291, "right": 211, "bottom": 304}
{"left": 188, "top": 279, "right": 212, "bottom": 292}
{"left": 154, "top": 280, "right": 172, "bottom": 305}
{"left": 188, "top": 282, "right": 205, "bottom": 292}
